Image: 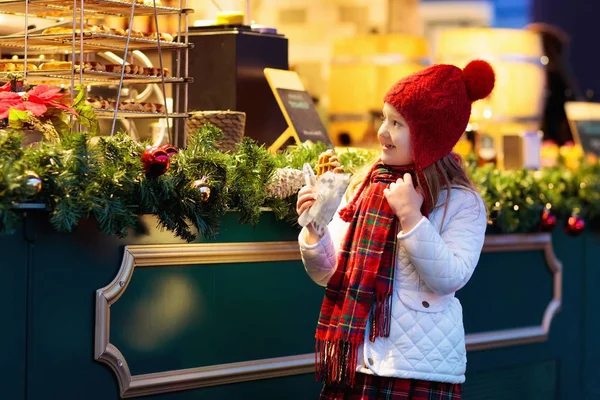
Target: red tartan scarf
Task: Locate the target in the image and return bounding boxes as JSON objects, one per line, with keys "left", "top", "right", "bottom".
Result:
{"left": 315, "top": 161, "right": 427, "bottom": 388}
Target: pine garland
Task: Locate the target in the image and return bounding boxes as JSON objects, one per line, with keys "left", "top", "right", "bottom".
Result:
{"left": 2, "top": 120, "right": 600, "bottom": 240}
{"left": 471, "top": 163, "right": 545, "bottom": 233}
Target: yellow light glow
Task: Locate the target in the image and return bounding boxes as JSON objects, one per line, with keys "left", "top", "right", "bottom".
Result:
{"left": 435, "top": 28, "right": 545, "bottom": 134}
{"left": 329, "top": 34, "right": 429, "bottom": 146}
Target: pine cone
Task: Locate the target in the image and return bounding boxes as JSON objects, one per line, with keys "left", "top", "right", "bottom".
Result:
{"left": 265, "top": 167, "right": 305, "bottom": 199}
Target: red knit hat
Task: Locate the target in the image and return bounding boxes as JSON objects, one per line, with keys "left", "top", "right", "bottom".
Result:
{"left": 384, "top": 59, "right": 495, "bottom": 170}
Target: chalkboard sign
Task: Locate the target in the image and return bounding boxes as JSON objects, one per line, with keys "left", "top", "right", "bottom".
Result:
{"left": 264, "top": 68, "right": 333, "bottom": 152}
{"left": 565, "top": 102, "right": 600, "bottom": 157}
{"left": 573, "top": 120, "right": 600, "bottom": 156}
{"left": 275, "top": 88, "right": 332, "bottom": 145}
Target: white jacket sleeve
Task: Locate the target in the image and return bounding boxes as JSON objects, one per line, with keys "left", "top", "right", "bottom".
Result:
{"left": 397, "top": 189, "right": 487, "bottom": 296}
{"left": 298, "top": 201, "right": 350, "bottom": 287}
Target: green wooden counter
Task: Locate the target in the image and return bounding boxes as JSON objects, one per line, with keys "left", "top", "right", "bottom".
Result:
{"left": 1, "top": 209, "right": 598, "bottom": 399}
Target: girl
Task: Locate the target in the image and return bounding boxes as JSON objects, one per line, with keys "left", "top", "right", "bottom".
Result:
{"left": 296, "top": 60, "right": 495, "bottom": 400}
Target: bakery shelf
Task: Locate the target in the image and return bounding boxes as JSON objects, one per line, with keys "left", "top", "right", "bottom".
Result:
{"left": 94, "top": 109, "right": 190, "bottom": 119}
{"left": 0, "top": 0, "right": 191, "bottom": 18}
{"left": 8, "top": 69, "right": 192, "bottom": 85}
{"left": 0, "top": 32, "right": 190, "bottom": 53}
{"left": 0, "top": 58, "right": 48, "bottom": 63}
{"left": 0, "top": 0, "right": 191, "bottom": 144}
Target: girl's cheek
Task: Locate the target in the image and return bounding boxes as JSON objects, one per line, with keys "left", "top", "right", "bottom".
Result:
{"left": 394, "top": 130, "right": 411, "bottom": 149}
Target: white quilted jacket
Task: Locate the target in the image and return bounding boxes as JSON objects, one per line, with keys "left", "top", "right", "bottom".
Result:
{"left": 299, "top": 186, "right": 487, "bottom": 384}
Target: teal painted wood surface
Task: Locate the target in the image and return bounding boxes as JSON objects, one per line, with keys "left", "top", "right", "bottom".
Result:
{"left": 584, "top": 230, "right": 600, "bottom": 400}
{"left": 0, "top": 210, "right": 596, "bottom": 400}
{"left": 463, "top": 361, "right": 557, "bottom": 400}
{"left": 110, "top": 260, "right": 324, "bottom": 375}
{"left": 457, "top": 249, "right": 552, "bottom": 332}
{"left": 1, "top": 224, "right": 28, "bottom": 400}
{"left": 463, "top": 228, "right": 585, "bottom": 400}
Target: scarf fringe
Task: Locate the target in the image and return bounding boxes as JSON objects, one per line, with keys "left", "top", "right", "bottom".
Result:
{"left": 315, "top": 296, "right": 393, "bottom": 387}
{"left": 315, "top": 338, "right": 360, "bottom": 388}
{"left": 370, "top": 293, "right": 392, "bottom": 341}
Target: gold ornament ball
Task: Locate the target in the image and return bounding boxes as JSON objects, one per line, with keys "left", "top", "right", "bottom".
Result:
{"left": 191, "top": 179, "right": 211, "bottom": 202}
{"left": 199, "top": 186, "right": 211, "bottom": 202}
{"left": 24, "top": 170, "right": 42, "bottom": 196}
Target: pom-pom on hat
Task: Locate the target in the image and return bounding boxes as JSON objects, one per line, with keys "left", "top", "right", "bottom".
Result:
{"left": 384, "top": 59, "right": 495, "bottom": 170}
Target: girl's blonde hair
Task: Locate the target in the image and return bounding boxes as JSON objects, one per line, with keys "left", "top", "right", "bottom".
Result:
{"left": 346, "top": 152, "right": 482, "bottom": 231}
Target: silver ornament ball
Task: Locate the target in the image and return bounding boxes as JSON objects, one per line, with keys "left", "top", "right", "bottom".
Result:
{"left": 24, "top": 170, "right": 42, "bottom": 196}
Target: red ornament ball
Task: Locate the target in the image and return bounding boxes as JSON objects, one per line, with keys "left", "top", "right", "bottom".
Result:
{"left": 141, "top": 146, "right": 170, "bottom": 177}
{"left": 160, "top": 144, "right": 179, "bottom": 157}
{"left": 539, "top": 209, "right": 557, "bottom": 232}
{"left": 565, "top": 214, "right": 585, "bottom": 237}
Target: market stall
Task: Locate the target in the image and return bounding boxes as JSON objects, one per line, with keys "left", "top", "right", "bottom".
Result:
{"left": 2, "top": 129, "right": 600, "bottom": 400}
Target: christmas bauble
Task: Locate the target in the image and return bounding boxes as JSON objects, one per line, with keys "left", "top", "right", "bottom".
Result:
{"left": 565, "top": 214, "right": 585, "bottom": 236}
{"left": 539, "top": 209, "right": 557, "bottom": 232}
{"left": 160, "top": 144, "right": 179, "bottom": 157}
{"left": 198, "top": 186, "right": 211, "bottom": 202}
{"left": 191, "top": 177, "right": 211, "bottom": 202}
{"left": 24, "top": 170, "right": 42, "bottom": 196}
{"left": 141, "top": 146, "right": 170, "bottom": 177}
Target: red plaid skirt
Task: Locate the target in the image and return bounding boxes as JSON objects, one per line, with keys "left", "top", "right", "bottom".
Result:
{"left": 319, "top": 373, "right": 461, "bottom": 400}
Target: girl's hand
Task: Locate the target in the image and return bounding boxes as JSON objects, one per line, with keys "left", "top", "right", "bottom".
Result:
{"left": 383, "top": 173, "right": 424, "bottom": 232}
{"left": 297, "top": 186, "right": 320, "bottom": 242}
{"left": 297, "top": 185, "right": 317, "bottom": 217}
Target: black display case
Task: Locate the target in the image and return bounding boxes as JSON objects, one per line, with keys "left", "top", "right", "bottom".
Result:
{"left": 177, "top": 26, "right": 289, "bottom": 147}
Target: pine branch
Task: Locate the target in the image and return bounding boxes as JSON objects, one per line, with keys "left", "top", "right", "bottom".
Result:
{"left": 0, "top": 129, "right": 25, "bottom": 159}
{"left": 227, "top": 137, "right": 276, "bottom": 225}
{"left": 273, "top": 141, "right": 328, "bottom": 170}
{"left": 0, "top": 130, "right": 33, "bottom": 233}
{"left": 139, "top": 124, "right": 231, "bottom": 242}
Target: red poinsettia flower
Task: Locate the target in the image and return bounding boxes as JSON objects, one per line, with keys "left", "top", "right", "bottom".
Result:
{"left": 0, "top": 91, "right": 23, "bottom": 119}
{"left": 25, "top": 85, "right": 78, "bottom": 116}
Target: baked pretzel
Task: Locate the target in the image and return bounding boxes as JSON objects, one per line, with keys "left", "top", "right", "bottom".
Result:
{"left": 315, "top": 149, "right": 344, "bottom": 176}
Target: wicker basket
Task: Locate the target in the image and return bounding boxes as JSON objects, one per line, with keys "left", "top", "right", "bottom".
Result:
{"left": 186, "top": 110, "right": 246, "bottom": 152}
